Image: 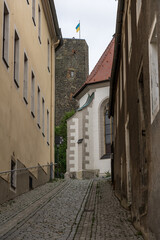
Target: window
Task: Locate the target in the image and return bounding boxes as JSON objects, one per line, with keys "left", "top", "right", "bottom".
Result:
{"left": 42, "top": 98, "right": 45, "bottom": 136}
{"left": 14, "top": 30, "right": 20, "bottom": 87}
{"left": 47, "top": 39, "right": 50, "bottom": 72}
{"left": 37, "top": 86, "right": 40, "bottom": 128}
{"left": 136, "top": 0, "right": 142, "bottom": 24}
{"left": 149, "top": 18, "right": 159, "bottom": 122}
{"left": 31, "top": 71, "right": 35, "bottom": 117}
{"left": 29, "top": 176, "right": 33, "bottom": 190}
{"left": 123, "top": 36, "right": 126, "bottom": 90}
{"left": 38, "top": 5, "right": 41, "bottom": 43}
{"left": 32, "top": 0, "right": 36, "bottom": 25}
{"left": 70, "top": 70, "right": 74, "bottom": 78}
{"left": 127, "top": 0, "right": 132, "bottom": 61}
{"left": 47, "top": 110, "right": 50, "bottom": 145}
{"left": 2, "top": 2, "right": 9, "bottom": 68}
{"left": 105, "top": 110, "right": 111, "bottom": 157}
{"left": 11, "top": 159, "right": 16, "bottom": 189}
{"left": 120, "top": 62, "right": 123, "bottom": 109}
{"left": 23, "top": 53, "right": 28, "bottom": 104}
{"left": 117, "top": 82, "right": 119, "bottom": 127}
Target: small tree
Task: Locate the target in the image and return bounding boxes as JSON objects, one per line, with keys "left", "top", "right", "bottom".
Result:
{"left": 55, "top": 110, "right": 75, "bottom": 177}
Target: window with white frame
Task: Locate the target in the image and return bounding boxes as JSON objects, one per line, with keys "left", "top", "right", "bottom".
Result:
{"left": 37, "top": 86, "right": 41, "bottom": 128}
{"left": 31, "top": 71, "right": 35, "bottom": 117}
{"left": 42, "top": 98, "right": 45, "bottom": 136}
{"left": 23, "top": 53, "right": 28, "bottom": 104}
{"left": 3, "top": 2, "right": 9, "bottom": 68}
{"left": 47, "top": 39, "right": 50, "bottom": 72}
{"left": 136, "top": 0, "right": 142, "bottom": 24}
{"left": 32, "top": 0, "right": 36, "bottom": 25}
{"left": 127, "top": 0, "right": 132, "bottom": 61}
{"left": 47, "top": 110, "right": 50, "bottom": 145}
{"left": 149, "top": 17, "right": 159, "bottom": 122}
{"left": 14, "top": 30, "right": 20, "bottom": 87}
{"left": 38, "top": 5, "right": 41, "bottom": 43}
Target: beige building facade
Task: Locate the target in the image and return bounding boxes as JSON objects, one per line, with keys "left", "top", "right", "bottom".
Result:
{"left": 0, "top": 0, "right": 62, "bottom": 203}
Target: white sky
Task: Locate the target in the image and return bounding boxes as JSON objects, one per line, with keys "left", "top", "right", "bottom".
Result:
{"left": 54, "top": 0, "right": 118, "bottom": 73}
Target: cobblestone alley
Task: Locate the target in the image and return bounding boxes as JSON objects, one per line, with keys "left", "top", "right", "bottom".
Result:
{"left": 0, "top": 179, "right": 143, "bottom": 240}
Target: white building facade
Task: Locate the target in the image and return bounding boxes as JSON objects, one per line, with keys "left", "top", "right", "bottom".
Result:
{"left": 66, "top": 38, "right": 114, "bottom": 179}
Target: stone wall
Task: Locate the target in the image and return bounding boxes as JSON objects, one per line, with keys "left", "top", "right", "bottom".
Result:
{"left": 55, "top": 38, "right": 89, "bottom": 125}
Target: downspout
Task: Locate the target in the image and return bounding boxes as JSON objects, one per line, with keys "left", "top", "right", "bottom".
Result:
{"left": 50, "top": 38, "right": 62, "bottom": 180}
{"left": 50, "top": 40, "right": 55, "bottom": 180}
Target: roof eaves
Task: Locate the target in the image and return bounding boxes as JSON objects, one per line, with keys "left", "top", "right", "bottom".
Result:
{"left": 48, "top": 0, "right": 63, "bottom": 50}
{"left": 109, "top": 0, "right": 124, "bottom": 118}
{"left": 73, "top": 79, "right": 109, "bottom": 99}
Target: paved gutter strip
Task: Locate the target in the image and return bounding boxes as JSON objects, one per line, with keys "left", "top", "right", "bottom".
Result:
{"left": 66, "top": 179, "right": 93, "bottom": 240}
{"left": 0, "top": 180, "right": 71, "bottom": 239}
{"left": 74, "top": 180, "right": 97, "bottom": 240}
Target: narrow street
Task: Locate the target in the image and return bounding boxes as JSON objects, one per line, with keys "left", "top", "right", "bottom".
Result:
{"left": 0, "top": 179, "right": 143, "bottom": 240}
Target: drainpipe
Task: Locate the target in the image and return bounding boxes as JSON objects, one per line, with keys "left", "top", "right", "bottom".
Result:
{"left": 50, "top": 38, "right": 62, "bottom": 180}
{"left": 50, "top": 40, "right": 55, "bottom": 180}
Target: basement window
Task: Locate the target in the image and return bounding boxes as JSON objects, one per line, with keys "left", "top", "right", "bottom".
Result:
{"left": 29, "top": 176, "right": 33, "bottom": 190}
{"left": 11, "top": 160, "right": 16, "bottom": 190}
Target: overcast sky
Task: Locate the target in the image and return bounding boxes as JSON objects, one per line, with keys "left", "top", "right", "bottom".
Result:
{"left": 54, "top": 0, "right": 118, "bottom": 73}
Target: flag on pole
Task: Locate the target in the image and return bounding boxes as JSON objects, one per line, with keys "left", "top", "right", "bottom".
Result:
{"left": 76, "top": 23, "right": 80, "bottom": 32}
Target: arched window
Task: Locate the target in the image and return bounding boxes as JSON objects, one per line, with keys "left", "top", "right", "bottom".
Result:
{"left": 99, "top": 99, "right": 112, "bottom": 159}
{"left": 105, "top": 110, "right": 111, "bottom": 157}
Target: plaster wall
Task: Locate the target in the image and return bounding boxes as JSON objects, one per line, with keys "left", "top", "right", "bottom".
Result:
{"left": 67, "top": 84, "right": 111, "bottom": 177}
{"left": 0, "top": 0, "right": 56, "bottom": 202}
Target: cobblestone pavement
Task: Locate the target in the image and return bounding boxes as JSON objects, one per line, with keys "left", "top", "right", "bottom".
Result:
{"left": 0, "top": 178, "right": 144, "bottom": 240}
{"left": 0, "top": 179, "right": 92, "bottom": 240}
{"left": 74, "top": 179, "right": 144, "bottom": 240}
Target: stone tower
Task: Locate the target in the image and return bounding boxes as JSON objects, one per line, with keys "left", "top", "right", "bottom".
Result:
{"left": 55, "top": 38, "right": 89, "bottom": 125}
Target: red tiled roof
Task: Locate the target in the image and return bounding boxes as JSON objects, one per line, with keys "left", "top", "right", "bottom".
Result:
{"left": 73, "top": 37, "right": 115, "bottom": 98}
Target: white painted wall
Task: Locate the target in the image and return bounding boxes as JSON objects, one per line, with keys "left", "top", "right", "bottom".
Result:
{"left": 67, "top": 85, "right": 111, "bottom": 176}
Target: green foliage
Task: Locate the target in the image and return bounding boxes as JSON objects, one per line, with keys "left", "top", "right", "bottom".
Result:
{"left": 105, "top": 171, "right": 111, "bottom": 178}
{"left": 55, "top": 110, "right": 75, "bottom": 178}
